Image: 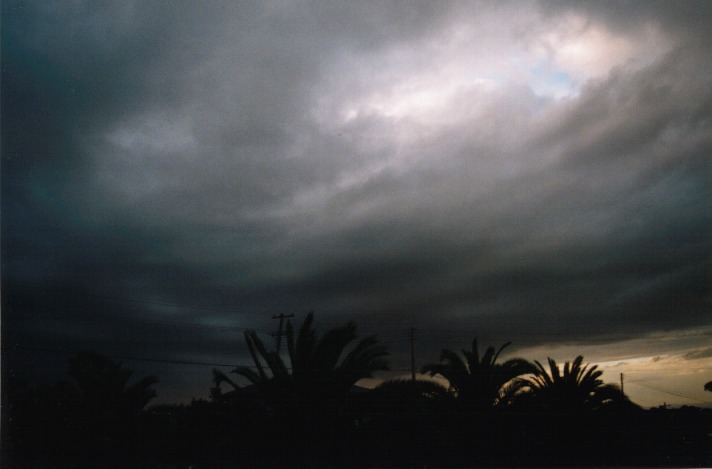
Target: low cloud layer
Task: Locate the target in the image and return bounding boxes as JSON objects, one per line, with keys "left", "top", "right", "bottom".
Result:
{"left": 3, "top": 1, "right": 711, "bottom": 405}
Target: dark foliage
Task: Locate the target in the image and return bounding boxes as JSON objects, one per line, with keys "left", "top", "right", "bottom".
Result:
{"left": 210, "top": 311, "right": 390, "bottom": 466}
{"left": 421, "top": 338, "right": 536, "bottom": 412}
{"left": 3, "top": 351, "right": 158, "bottom": 468}
{"left": 3, "top": 330, "right": 712, "bottom": 467}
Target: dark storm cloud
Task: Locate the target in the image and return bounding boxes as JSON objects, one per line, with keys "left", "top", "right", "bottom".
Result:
{"left": 541, "top": 0, "right": 712, "bottom": 44}
{"left": 3, "top": 0, "right": 711, "bottom": 401}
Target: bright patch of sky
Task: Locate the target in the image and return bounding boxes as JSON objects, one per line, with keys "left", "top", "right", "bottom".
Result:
{"left": 318, "top": 10, "right": 671, "bottom": 130}
{"left": 529, "top": 61, "right": 575, "bottom": 99}
{"left": 518, "top": 326, "right": 712, "bottom": 407}
{"left": 298, "top": 11, "right": 673, "bottom": 213}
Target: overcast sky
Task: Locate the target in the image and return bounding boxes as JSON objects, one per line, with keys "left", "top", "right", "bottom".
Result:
{"left": 3, "top": 0, "right": 711, "bottom": 407}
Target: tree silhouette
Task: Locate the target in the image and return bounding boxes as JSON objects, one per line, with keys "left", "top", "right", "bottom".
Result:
{"left": 68, "top": 350, "right": 158, "bottom": 413}
{"left": 418, "top": 339, "right": 537, "bottom": 466}
{"left": 67, "top": 352, "right": 158, "bottom": 464}
{"left": 522, "top": 355, "right": 626, "bottom": 413}
{"left": 212, "top": 312, "right": 389, "bottom": 465}
{"left": 4, "top": 351, "right": 158, "bottom": 468}
{"left": 421, "top": 338, "right": 535, "bottom": 411}
{"left": 215, "top": 312, "right": 389, "bottom": 403}
{"left": 358, "top": 379, "right": 454, "bottom": 466}
{"left": 514, "top": 356, "right": 641, "bottom": 466}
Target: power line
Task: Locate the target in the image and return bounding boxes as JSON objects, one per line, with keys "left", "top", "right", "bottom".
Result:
{"left": 627, "top": 381, "right": 712, "bottom": 405}
{"left": 4, "top": 345, "right": 416, "bottom": 374}
{"left": 3, "top": 345, "right": 243, "bottom": 368}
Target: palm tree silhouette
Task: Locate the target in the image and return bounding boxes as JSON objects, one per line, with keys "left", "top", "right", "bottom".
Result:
{"left": 522, "top": 355, "right": 626, "bottom": 413}
{"left": 515, "top": 356, "right": 638, "bottom": 466}
{"left": 215, "top": 312, "right": 389, "bottom": 401}
{"left": 213, "top": 312, "right": 389, "bottom": 465}
{"left": 31, "top": 352, "right": 159, "bottom": 466}
{"left": 68, "top": 351, "right": 158, "bottom": 413}
{"left": 420, "top": 338, "right": 535, "bottom": 411}
{"left": 213, "top": 311, "right": 390, "bottom": 427}
{"left": 418, "top": 340, "right": 536, "bottom": 466}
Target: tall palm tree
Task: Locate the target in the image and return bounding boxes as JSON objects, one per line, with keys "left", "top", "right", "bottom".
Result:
{"left": 515, "top": 356, "right": 639, "bottom": 467}
{"left": 522, "top": 355, "right": 626, "bottom": 413}
{"left": 213, "top": 313, "right": 389, "bottom": 465}
{"left": 420, "top": 338, "right": 535, "bottom": 411}
{"left": 214, "top": 312, "right": 389, "bottom": 410}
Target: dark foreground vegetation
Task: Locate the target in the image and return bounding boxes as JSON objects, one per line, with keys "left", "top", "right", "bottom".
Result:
{"left": 4, "top": 314, "right": 712, "bottom": 468}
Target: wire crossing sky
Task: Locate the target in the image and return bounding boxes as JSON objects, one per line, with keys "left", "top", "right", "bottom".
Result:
{"left": 2, "top": 0, "right": 711, "bottom": 405}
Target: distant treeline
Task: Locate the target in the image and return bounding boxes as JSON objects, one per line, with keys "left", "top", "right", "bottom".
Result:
{"left": 3, "top": 313, "right": 712, "bottom": 467}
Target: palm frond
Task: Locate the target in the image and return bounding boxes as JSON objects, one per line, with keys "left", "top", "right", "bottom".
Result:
{"left": 497, "top": 358, "right": 537, "bottom": 388}
{"left": 498, "top": 377, "right": 529, "bottom": 406}
{"left": 244, "top": 330, "right": 267, "bottom": 381}
{"left": 125, "top": 375, "right": 159, "bottom": 409}
{"left": 341, "top": 336, "right": 390, "bottom": 371}
{"left": 470, "top": 338, "right": 480, "bottom": 366}
{"left": 245, "top": 329, "right": 289, "bottom": 379}
{"left": 530, "top": 360, "right": 553, "bottom": 388}
{"left": 294, "top": 311, "right": 317, "bottom": 376}
{"left": 480, "top": 345, "right": 497, "bottom": 369}
{"left": 492, "top": 341, "right": 512, "bottom": 365}
{"left": 435, "top": 348, "right": 470, "bottom": 390}
{"left": 421, "top": 362, "right": 448, "bottom": 377}
{"left": 214, "top": 368, "right": 239, "bottom": 389}
{"left": 337, "top": 336, "right": 390, "bottom": 387}
{"left": 313, "top": 322, "right": 357, "bottom": 372}
{"left": 231, "top": 365, "right": 263, "bottom": 385}
{"left": 547, "top": 357, "right": 561, "bottom": 383}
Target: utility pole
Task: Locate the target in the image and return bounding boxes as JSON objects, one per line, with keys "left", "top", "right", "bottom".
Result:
{"left": 271, "top": 313, "right": 294, "bottom": 354}
{"left": 620, "top": 372, "right": 624, "bottom": 394}
{"left": 410, "top": 327, "right": 416, "bottom": 382}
